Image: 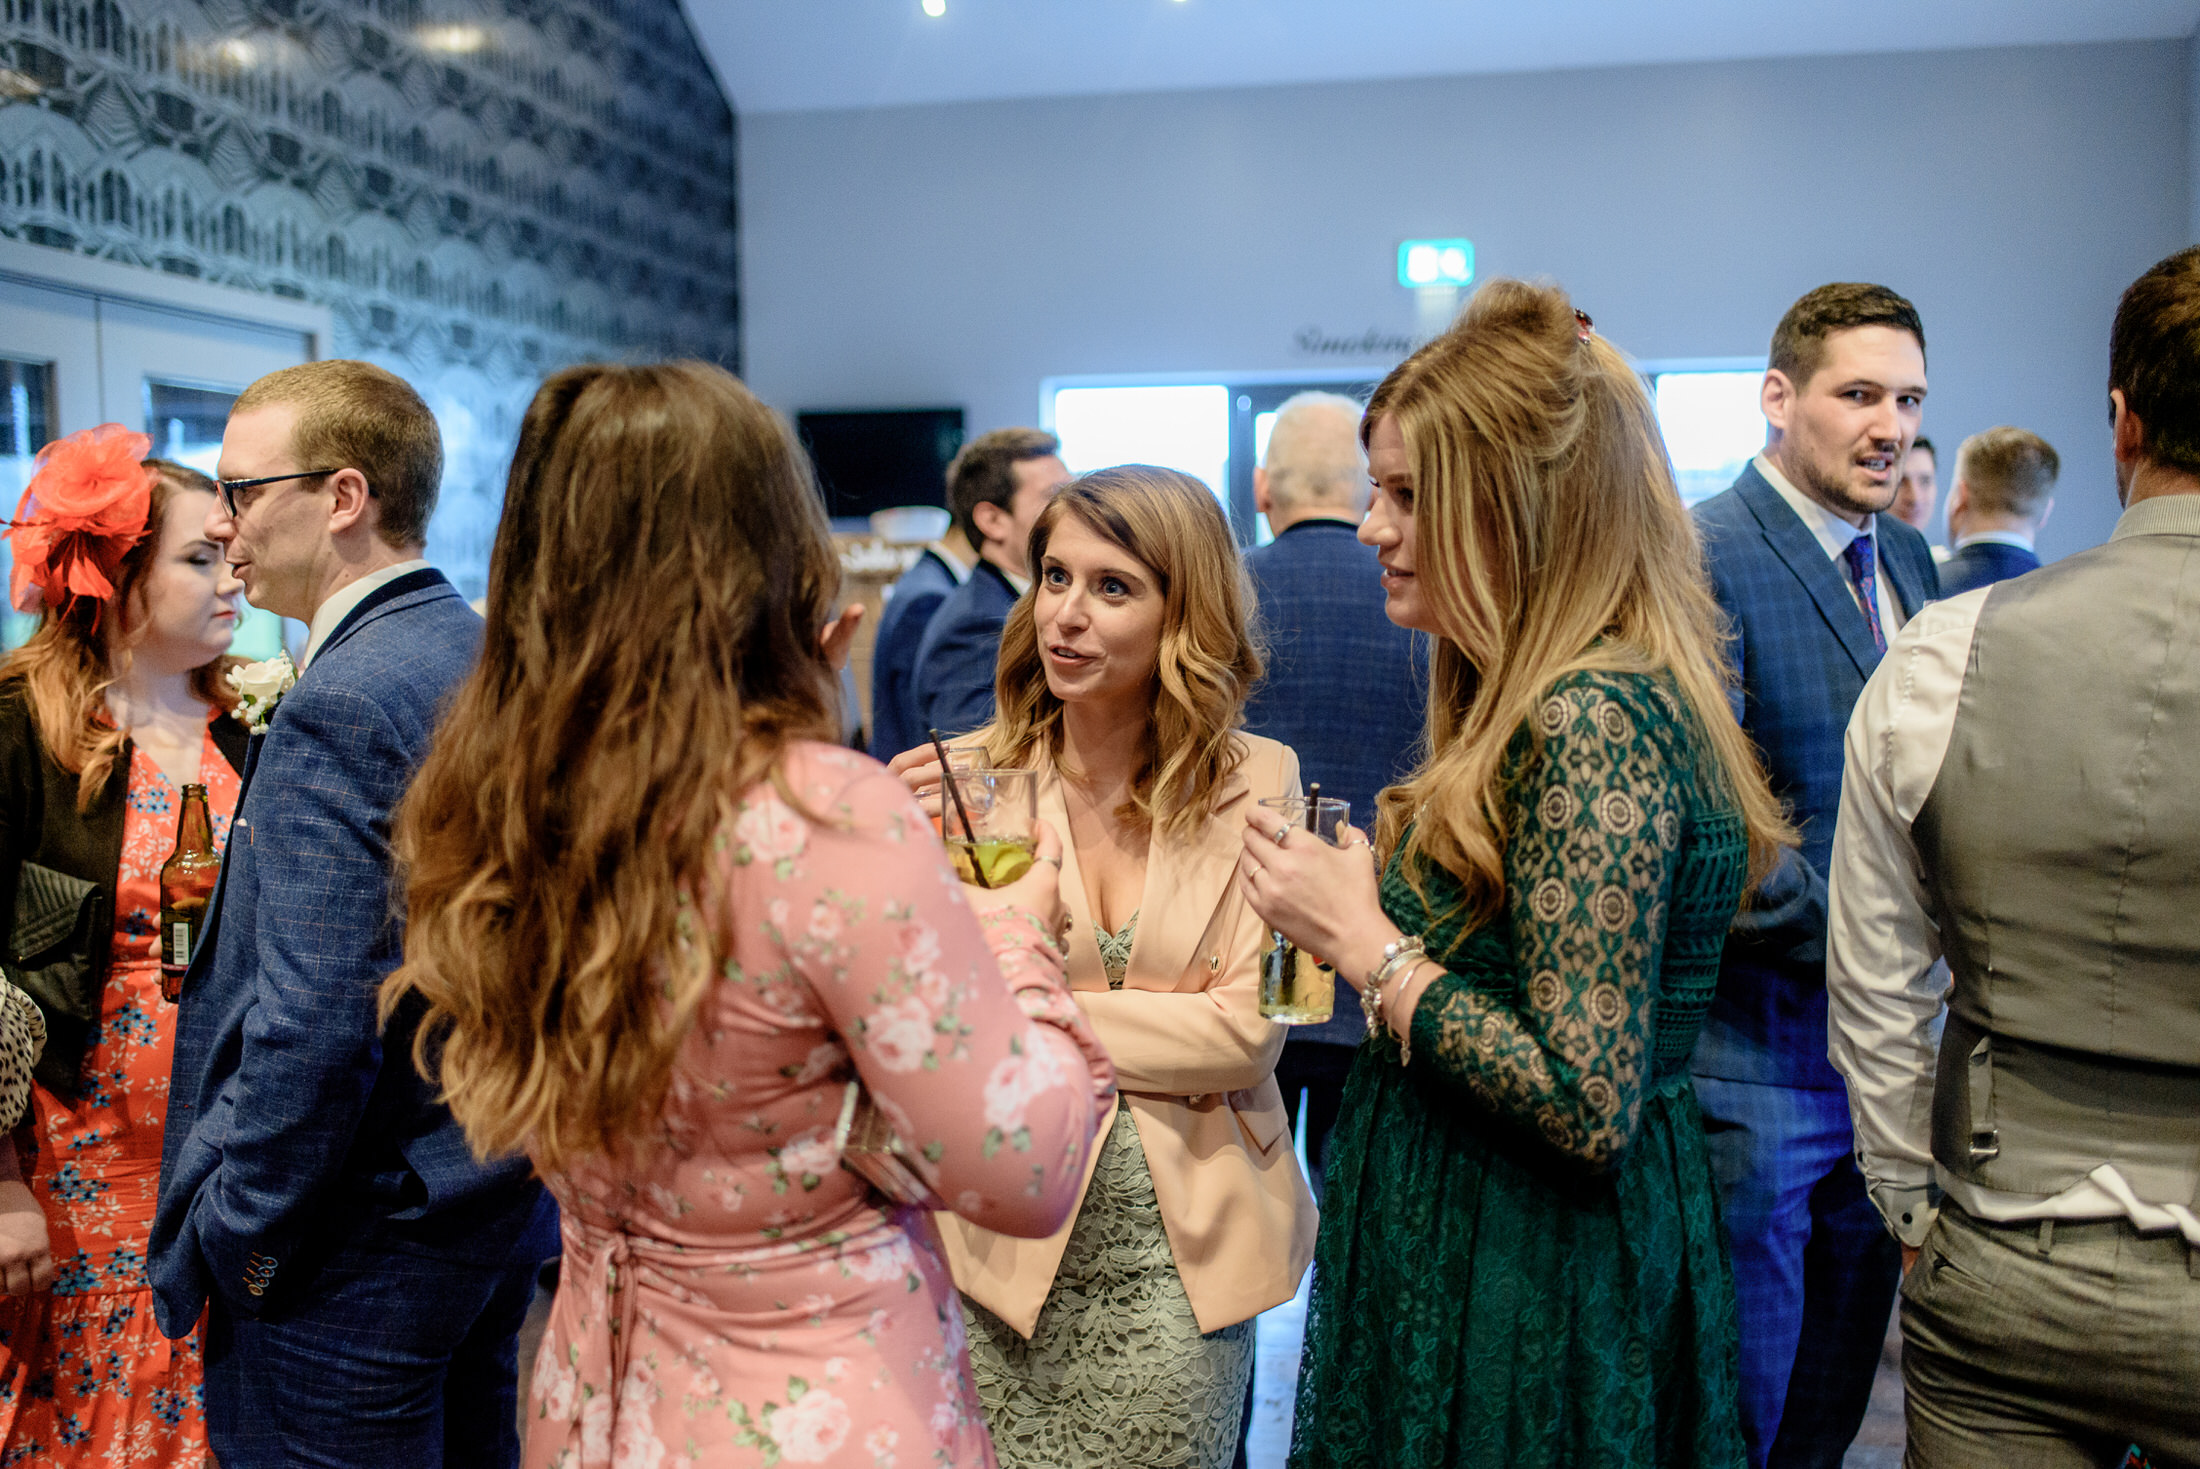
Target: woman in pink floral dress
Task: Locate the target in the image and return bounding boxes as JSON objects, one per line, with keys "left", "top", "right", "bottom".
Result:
{"left": 385, "top": 362, "right": 1115, "bottom": 1469}
{"left": 0, "top": 438, "right": 250, "bottom": 1465}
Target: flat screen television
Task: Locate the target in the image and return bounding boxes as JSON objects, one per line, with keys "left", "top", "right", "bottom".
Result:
{"left": 797, "top": 408, "right": 965, "bottom": 522}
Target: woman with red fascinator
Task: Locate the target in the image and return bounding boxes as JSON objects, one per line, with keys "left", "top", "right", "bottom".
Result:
{"left": 0, "top": 424, "right": 250, "bottom": 1465}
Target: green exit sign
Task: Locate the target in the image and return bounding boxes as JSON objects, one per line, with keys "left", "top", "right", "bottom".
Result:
{"left": 1398, "top": 239, "right": 1474, "bottom": 288}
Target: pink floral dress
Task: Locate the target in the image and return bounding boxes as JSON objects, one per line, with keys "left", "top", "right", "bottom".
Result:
{"left": 0, "top": 727, "right": 238, "bottom": 1465}
{"left": 525, "top": 744, "right": 1114, "bottom": 1469}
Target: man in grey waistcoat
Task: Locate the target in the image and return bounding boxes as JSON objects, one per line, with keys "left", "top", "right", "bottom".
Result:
{"left": 1826, "top": 245, "right": 2200, "bottom": 1466}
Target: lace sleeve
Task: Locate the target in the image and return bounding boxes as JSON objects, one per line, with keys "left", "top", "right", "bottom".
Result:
{"left": 1407, "top": 678, "right": 1682, "bottom": 1170}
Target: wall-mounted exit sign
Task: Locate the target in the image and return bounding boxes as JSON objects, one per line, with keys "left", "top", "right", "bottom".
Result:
{"left": 1398, "top": 239, "right": 1474, "bottom": 289}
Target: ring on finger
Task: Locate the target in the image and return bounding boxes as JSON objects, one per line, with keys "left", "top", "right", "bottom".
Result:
{"left": 1273, "top": 824, "right": 1292, "bottom": 845}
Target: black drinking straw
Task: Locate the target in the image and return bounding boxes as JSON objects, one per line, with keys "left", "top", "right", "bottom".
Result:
{"left": 1306, "top": 782, "right": 1322, "bottom": 838}
{"left": 928, "top": 727, "right": 992, "bottom": 889}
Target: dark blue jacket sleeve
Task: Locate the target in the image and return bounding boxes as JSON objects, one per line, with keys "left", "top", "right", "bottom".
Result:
{"left": 915, "top": 615, "right": 1003, "bottom": 739}
{"left": 183, "top": 683, "right": 408, "bottom": 1308}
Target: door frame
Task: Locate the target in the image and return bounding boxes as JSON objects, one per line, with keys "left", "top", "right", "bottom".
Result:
{"left": 0, "top": 236, "right": 334, "bottom": 403}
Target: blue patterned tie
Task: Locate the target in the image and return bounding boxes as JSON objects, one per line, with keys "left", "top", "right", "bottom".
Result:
{"left": 1842, "top": 532, "right": 1886, "bottom": 654}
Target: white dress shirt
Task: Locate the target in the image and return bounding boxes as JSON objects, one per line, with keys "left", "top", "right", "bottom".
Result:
{"left": 1826, "top": 494, "right": 2200, "bottom": 1249}
{"left": 301, "top": 559, "right": 433, "bottom": 669}
{"left": 1753, "top": 455, "right": 1906, "bottom": 633}
{"left": 1949, "top": 527, "right": 2036, "bottom": 553}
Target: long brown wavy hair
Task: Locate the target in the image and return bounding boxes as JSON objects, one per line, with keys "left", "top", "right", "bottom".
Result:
{"left": 1369, "top": 279, "right": 1793, "bottom": 923}
{"left": 982, "top": 466, "right": 1261, "bottom": 837}
{"left": 382, "top": 362, "right": 843, "bottom": 1171}
{"left": 1, "top": 460, "right": 239, "bottom": 809}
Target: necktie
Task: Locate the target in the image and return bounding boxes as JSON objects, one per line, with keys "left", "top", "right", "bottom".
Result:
{"left": 1842, "top": 533, "right": 1886, "bottom": 654}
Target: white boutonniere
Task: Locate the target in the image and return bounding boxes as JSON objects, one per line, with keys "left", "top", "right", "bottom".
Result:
{"left": 228, "top": 651, "right": 298, "bottom": 734}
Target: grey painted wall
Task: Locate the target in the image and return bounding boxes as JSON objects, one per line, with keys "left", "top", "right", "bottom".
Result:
{"left": 744, "top": 40, "right": 2189, "bottom": 562}
{"left": 1, "top": 0, "right": 740, "bottom": 596}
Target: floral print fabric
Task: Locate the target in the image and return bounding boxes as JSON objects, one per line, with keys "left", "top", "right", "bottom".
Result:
{"left": 0, "top": 728, "right": 237, "bottom": 1466}
{"left": 525, "top": 744, "right": 1113, "bottom": 1469}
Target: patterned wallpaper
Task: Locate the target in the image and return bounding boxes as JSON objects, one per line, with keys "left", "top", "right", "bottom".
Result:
{"left": 0, "top": 0, "right": 741, "bottom": 595}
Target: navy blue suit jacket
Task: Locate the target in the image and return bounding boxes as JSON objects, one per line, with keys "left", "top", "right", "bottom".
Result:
{"left": 1243, "top": 518, "right": 1426, "bottom": 1043}
{"left": 1937, "top": 539, "right": 2039, "bottom": 597}
{"left": 912, "top": 558, "right": 1021, "bottom": 740}
{"left": 871, "top": 548, "right": 965, "bottom": 760}
{"left": 152, "top": 569, "right": 551, "bottom": 1337}
{"left": 1691, "top": 465, "right": 1939, "bottom": 1089}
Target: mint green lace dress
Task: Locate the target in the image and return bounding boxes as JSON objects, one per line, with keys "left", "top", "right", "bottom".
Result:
{"left": 964, "top": 910, "right": 1257, "bottom": 1469}
{"left": 1289, "top": 668, "right": 1750, "bottom": 1468}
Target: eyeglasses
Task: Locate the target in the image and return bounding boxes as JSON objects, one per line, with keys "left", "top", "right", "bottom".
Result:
{"left": 215, "top": 469, "right": 365, "bottom": 518}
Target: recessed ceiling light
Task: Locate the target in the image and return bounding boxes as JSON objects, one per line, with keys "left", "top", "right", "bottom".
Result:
{"left": 923, "top": 0, "right": 945, "bottom": 14}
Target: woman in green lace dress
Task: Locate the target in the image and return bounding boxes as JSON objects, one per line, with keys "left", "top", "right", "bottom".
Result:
{"left": 1239, "top": 280, "right": 1795, "bottom": 1468}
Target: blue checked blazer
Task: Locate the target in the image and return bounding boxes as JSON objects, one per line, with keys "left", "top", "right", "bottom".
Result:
{"left": 870, "top": 548, "right": 964, "bottom": 761}
{"left": 1243, "top": 520, "right": 1426, "bottom": 1043}
{"left": 1691, "top": 464, "right": 1939, "bottom": 1089}
{"left": 151, "top": 569, "right": 551, "bottom": 1337}
{"left": 912, "top": 557, "right": 1021, "bottom": 740}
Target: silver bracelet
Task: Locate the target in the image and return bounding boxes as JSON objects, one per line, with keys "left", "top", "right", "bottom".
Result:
{"left": 1364, "top": 935, "right": 1426, "bottom": 1040}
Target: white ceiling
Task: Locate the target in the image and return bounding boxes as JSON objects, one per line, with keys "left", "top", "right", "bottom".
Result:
{"left": 685, "top": 0, "right": 2200, "bottom": 115}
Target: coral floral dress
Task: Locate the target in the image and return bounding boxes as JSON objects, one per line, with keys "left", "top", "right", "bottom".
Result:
{"left": 524, "top": 744, "right": 1115, "bottom": 1469}
{"left": 0, "top": 727, "right": 238, "bottom": 1465}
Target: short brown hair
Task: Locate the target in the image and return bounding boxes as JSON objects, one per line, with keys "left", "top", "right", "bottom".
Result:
{"left": 2110, "top": 246, "right": 2200, "bottom": 477}
{"left": 1956, "top": 427, "right": 2060, "bottom": 518}
{"left": 1769, "top": 283, "right": 1926, "bottom": 389}
{"left": 231, "top": 360, "right": 443, "bottom": 546}
{"left": 946, "top": 427, "right": 1058, "bottom": 547}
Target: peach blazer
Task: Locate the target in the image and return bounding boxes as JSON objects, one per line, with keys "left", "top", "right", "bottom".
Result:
{"left": 937, "top": 732, "right": 1319, "bottom": 1337}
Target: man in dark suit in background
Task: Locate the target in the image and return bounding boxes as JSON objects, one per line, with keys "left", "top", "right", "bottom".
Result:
{"left": 152, "top": 361, "right": 554, "bottom": 1469}
{"left": 912, "top": 427, "right": 1068, "bottom": 739}
{"left": 1691, "top": 284, "right": 1940, "bottom": 1469}
{"left": 1240, "top": 390, "right": 1421, "bottom": 1197}
{"left": 1937, "top": 425, "right": 2058, "bottom": 596}
{"left": 869, "top": 521, "right": 975, "bottom": 758}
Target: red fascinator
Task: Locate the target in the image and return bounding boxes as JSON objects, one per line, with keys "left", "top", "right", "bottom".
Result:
{"left": 6, "top": 424, "right": 157, "bottom": 617}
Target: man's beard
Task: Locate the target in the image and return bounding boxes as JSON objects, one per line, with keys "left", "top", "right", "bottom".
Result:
{"left": 1794, "top": 448, "right": 1898, "bottom": 521}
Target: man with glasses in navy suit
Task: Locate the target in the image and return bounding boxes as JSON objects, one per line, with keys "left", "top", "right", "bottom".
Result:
{"left": 1691, "top": 284, "right": 1940, "bottom": 1469}
{"left": 151, "top": 361, "right": 554, "bottom": 1469}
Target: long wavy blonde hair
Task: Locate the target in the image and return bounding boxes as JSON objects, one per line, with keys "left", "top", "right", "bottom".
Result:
{"left": 382, "top": 362, "right": 842, "bottom": 1171}
{"left": 2, "top": 460, "right": 239, "bottom": 809}
{"left": 1370, "top": 279, "right": 1793, "bottom": 923}
{"left": 982, "top": 466, "right": 1261, "bottom": 837}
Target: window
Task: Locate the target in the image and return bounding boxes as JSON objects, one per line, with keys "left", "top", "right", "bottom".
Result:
{"left": 1043, "top": 374, "right": 1376, "bottom": 546}
{"left": 1047, "top": 384, "right": 1231, "bottom": 508}
{"left": 0, "top": 359, "right": 54, "bottom": 649}
{"left": 1650, "top": 367, "right": 1766, "bottom": 507}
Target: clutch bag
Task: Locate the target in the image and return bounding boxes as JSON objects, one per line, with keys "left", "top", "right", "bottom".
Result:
{"left": 6, "top": 861, "right": 107, "bottom": 1099}
{"left": 834, "top": 1077, "right": 947, "bottom": 1210}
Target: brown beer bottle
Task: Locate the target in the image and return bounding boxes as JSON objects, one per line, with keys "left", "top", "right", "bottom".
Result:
{"left": 158, "top": 783, "right": 219, "bottom": 1002}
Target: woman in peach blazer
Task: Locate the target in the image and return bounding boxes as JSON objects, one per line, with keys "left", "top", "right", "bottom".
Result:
{"left": 899, "top": 466, "right": 1317, "bottom": 1469}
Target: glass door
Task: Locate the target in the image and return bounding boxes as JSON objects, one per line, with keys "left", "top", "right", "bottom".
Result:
{"left": 0, "top": 280, "right": 313, "bottom": 655}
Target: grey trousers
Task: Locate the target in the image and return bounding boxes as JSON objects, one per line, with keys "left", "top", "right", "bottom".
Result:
{"left": 1901, "top": 1205, "right": 2200, "bottom": 1469}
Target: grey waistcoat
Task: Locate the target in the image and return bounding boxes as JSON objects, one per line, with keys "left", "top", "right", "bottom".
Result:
{"left": 1912, "top": 529, "right": 2200, "bottom": 1210}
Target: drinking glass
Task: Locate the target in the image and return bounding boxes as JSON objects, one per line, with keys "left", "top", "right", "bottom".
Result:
{"left": 1256, "top": 795, "right": 1350, "bottom": 1025}
{"left": 944, "top": 767, "right": 1039, "bottom": 888}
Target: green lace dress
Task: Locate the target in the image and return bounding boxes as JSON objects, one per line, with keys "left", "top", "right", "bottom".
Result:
{"left": 1290, "top": 668, "right": 1750, "bottom": 1469}
{"left": 964, "top": 910, "right": 1258, "bottom": 1469}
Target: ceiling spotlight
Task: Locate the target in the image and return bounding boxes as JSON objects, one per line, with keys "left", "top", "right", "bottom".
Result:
{"left": 418, "top": 23, "right": 489, "bottom": 52}
{"left": 922, "top": 0, "right": 945, "bottom": 14}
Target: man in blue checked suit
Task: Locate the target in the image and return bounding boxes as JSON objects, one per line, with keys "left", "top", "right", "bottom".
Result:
{"left": 152, "top": 362, "right": 554, "bottom": 1469}
{"left": 869, "top": 529, "right": 973, "bottom": 759}
{"left": 1691, "top": 285, "right": 1939, "bottom": 1469}
{"left": 1240, "top": 391, "right": 1423, "bottom": 1197}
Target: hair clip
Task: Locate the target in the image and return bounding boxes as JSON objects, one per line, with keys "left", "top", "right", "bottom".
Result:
{"left": 1574, "top": 308, "right": 1595, "bottom": 344}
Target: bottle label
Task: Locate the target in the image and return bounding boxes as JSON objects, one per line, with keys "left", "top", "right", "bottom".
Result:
{"left": 169, "top": 921, "right": 193, "bottom": 968}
